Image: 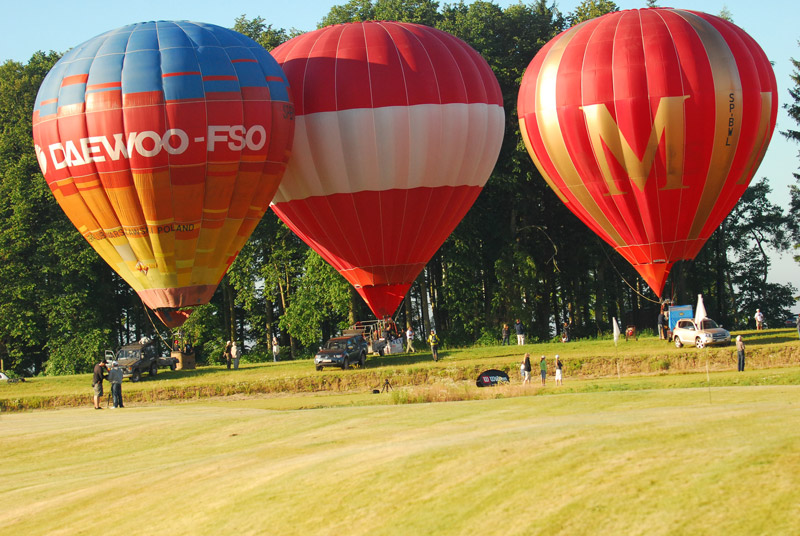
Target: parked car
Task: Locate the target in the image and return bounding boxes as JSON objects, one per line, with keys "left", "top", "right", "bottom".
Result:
{"left": 106, "top": 340, "right": 178, "bottom": 382}
{"left": 672, "top": 318, "right": 731, "bottom": 348}
{"left": 314, "top": 335, "right": 368, "bottom": 371}
{"left": 784, "top": 317, "right": 799, "bottom": 328}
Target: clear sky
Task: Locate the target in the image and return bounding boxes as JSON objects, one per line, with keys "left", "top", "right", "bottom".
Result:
{"left": 0, "top": 0, "right": 797, "bottom": 304}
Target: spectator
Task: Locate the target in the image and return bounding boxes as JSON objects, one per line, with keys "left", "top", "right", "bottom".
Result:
{"left": 108, "top": 361, "right": 124, "bottom": 408}
{"left": 539, "top": 355, "right": 547, "bottom": 386}
{"left": 231, "top": 342, "right": 241, "bottom": 370}
{"left": 521, "top": 353, "right": 531, "bottom": 384}
{"left": 223, "top": 340, "right": 232, "bottom": 369}
{"left": 405, "top": 327, "right": 415, "bottom": 353}
{"left": 754, "top": 309, "right": 765, "bottom": 330}
{"left": 428, "top": 329, "right": 440, "bottom": 362}
{"left": 92, "top": 358, "right": 108, "bottom": 410}
{"left": 657, "top": 311, "right": 667, "bottom": 340}
{"left": 501, "top": 323, "right": 510, "bottom": 346}
{"left": 555, "top": 354, "right": 563, "bottom": 386}
{"left": 272, "top": 336, "right": 280, "bottom": 362}
{"left": 514, "top": 319, "right": 525, "bottom": 345}
{"left": 736, "top": 335, "right": 746, "bottom": 371}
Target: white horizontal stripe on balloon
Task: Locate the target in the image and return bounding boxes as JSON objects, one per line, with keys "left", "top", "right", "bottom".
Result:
{"left": 272, "top": 102, "right": 505, "bottom": 202}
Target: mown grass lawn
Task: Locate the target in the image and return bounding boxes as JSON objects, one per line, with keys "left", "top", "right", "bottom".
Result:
{"left": 1, "top": 384, "right": 798, "bottom": 535}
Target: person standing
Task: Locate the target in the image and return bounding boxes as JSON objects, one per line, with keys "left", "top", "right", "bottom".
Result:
{"left": 108, "top": 361, "right": 124, "bottom": 408}
{"left": 754, "top": 309, "right": 765, "bottom": 330}
{"left": 231, "top": 342, "right": 241, "bottom": 370}
{"left": 796, "top": 314, "right": 800, "bottom": 340}
{"left": 428, "top": 329, "right": 440, "bottom": 362}
{"left": 657, "top": 311, "right": 667, "bottom": 340}
{"left": 223, "top": 340, "right": 232, "bottom": 369}
{"left": 521, "top": 353, "right": 531, "bottom": 384}
{"left": 539, "top": 355, "right": 547, "bottom": 386}
{"left": 515, "top": 319, "right": 525, "bottom": 345}
{"left": 501, "top": 323, "right": 510, "bottom": 346}
{"left": 736, "top": 335, "right": 746, "bottom": 371}
{"left": 272, "top": 336, "right": 280, "bottom": 362}
{"left": 405, "top": 327, "right": 415, "bottom": 353}
{"left": 92, "top": 358, "right": 108, "bottom": 410}
{"left": 554, "top": 354, "right": 563, "bottom": 386}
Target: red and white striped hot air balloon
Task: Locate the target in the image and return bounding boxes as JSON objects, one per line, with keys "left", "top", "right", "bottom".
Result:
{"left": 271, "top": 22, "right": 504, "bottom": 318}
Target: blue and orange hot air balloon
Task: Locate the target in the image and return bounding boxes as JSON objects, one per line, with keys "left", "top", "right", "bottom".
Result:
{"left": 271, "top": 21, "right": 504, "bottom": 318}
{"left": 518, "top": 8, "right": 777, "bottom": 295}
{"left": 32, "top": 21, "right": 294, "bottom": 327}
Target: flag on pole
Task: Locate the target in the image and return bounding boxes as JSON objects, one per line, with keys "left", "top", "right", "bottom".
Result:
{"left": 695, "top": 294, "right": 707, "bottom": 326}
{"left": 613, "top": 317, "right": 620, "bottom": 347}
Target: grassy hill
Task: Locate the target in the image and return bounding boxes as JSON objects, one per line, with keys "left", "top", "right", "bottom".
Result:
{"left": 2, "top": 328, "right": 798, "bottom": 411}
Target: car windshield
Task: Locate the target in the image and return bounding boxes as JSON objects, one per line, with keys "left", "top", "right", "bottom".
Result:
{"left": 700, "top": 318, "right": 719, "bottom": 329}
{"left": 117, "top": 349, "right": 139, "bottom": 359}
{"left": 323, "top": 340, "right": 346, "bottom": 350}
{"left": 700, "top": 319, "right": 719, "bottom": 329}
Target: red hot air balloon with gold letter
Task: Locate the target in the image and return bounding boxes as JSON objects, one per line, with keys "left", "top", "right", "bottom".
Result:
{"left": 518, "top": 8, "right": 777, "bottom": 296}
{"left": 32, "top": 21, "right": 294, "bottom": 327}
{"left": 270, "top": 21, "right": 504, "bottom": 319}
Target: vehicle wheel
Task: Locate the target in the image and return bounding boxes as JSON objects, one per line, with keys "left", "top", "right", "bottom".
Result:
{"left": 316, "top": 365, "right": 323, "bottom": 371}
{"left": 170, "top": 362, "right": 176, "bottom": 371}
{"left": 150, "top": 363, "right": 158, "bottom": 376}
{"left": 360, "top": 353, "right": 366, "bottom": 368}
{"left": 674, "top": 336, "right": 683, "bottom": 348}
{"left": 695, "top": 338, "right": 705, "bottom": 349}
{"left": 131, "top": 369, "right": 141, "bottom": 382}
{"left": 342, "top": 357, "right": 349, "bottom": 370}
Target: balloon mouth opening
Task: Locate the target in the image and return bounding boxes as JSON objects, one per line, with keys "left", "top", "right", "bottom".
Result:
{"left": 152, "top": 308, "right": 193, "bottom": 328}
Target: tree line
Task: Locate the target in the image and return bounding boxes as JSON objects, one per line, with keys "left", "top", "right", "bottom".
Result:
{"left": 0, "top": 0, "right": 797, "bottom": 376}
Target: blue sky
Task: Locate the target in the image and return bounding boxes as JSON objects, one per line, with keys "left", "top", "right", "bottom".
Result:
{"left": 1, "top": 0, "right": 797, "bottom": 300}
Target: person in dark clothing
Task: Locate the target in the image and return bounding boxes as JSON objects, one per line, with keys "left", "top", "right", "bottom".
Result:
{"left": 92, "top": 359, "right": 108, "bottom": 409}
{"left": 108, "top": 361, "right": 124, "bottom": 408}
{"left": 223, "top": 341, "right": 232, "bottom": 369}
{"left": 657, "top": 311, "right": 667, "bottom": 340}
{"left": 501, "top": 324, "right": 510, "bottom": 346}
{"left": 514, "top": 320, "right": 525, "bottom": 345}
{"left": 736, "top": 336, "right": 746, "bottom": 371}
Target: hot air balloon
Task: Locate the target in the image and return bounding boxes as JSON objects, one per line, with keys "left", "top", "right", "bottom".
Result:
{"left": 270, "top": 21, "right": 504, "bottom": 319}
{"left": 32, "top": 21, "right": 294, "bottom": 327}
{"left": 517, "top": 8, "right": 777, "bottom": 296}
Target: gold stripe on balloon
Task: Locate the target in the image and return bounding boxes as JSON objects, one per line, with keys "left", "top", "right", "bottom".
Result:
{"left": 737, "top": 92, "right": 773, "bottom": 185}
{"left": 519, "top": 117, "right": 570, "bottom": 206}
{"left": 533, "top": 25, "right": 626, "bottom": 246}
{"left": 673, "top": 10, "right": 743, "bottom": 240}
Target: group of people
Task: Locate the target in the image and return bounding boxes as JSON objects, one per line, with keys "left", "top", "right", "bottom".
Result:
{"left": 91, "top": 358, "right": 124, "bottom": 409}
{"left": 501, "top": 320, "right": 527, "bottom": 345}
{"left": 222, "top": 341, "right": 241, "bottom": 369}
{"left": 520, "top": 353, "right": 563, "bottom": 386}
{"left": 399, "top": 325, "right": 439, "bottom": 362}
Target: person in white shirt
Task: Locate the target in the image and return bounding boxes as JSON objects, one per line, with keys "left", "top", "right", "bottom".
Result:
{"left": 405, "top": 327, "right": 415, "bottom": 353}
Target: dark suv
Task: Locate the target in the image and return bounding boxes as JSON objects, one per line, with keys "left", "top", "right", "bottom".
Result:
{"left": 108, "top": 340, "right": 177, "bottom": 382}
{"left": 314, "top": 335, "right": 368, "bottom": 371}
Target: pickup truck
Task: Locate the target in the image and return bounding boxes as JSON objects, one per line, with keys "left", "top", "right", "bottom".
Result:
{"left": 106, "top": 340, "right": 178, "bottom": 382}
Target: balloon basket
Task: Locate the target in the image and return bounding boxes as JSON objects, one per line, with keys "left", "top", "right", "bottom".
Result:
{"left": 172, "top": 351, "right": 195, "bottom": 370}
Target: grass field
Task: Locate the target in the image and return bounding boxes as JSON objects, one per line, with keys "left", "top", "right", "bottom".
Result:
{"left": 1, "top": 384, "right": 799, "bottom": 535}
{"left": 1, "top": 330, "right": 799, "bottom": 535}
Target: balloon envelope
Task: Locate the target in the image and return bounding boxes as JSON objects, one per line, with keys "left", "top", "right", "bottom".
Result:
{"left": 32, "top": 21, "right": 294, "bottom": 325}
{"left": 271, "top": 21, "right": 504, "bottom": 318}
{"left": 518, "top": 8, "right": 777, "bottom": 295}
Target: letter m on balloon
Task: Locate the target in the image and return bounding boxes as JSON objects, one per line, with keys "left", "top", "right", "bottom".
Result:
{"left": 581, "top": 96, "right": 689, "bottom": 195}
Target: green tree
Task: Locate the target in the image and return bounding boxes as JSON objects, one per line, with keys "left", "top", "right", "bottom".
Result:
{"left": 569, "top": 0, "right": 619, "bottom": 25}
{"left": 781, "top": 46, "right": 800, "bottom": 267}
{"left": 0, "top": 53, "right": 124, "bottom": 375}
